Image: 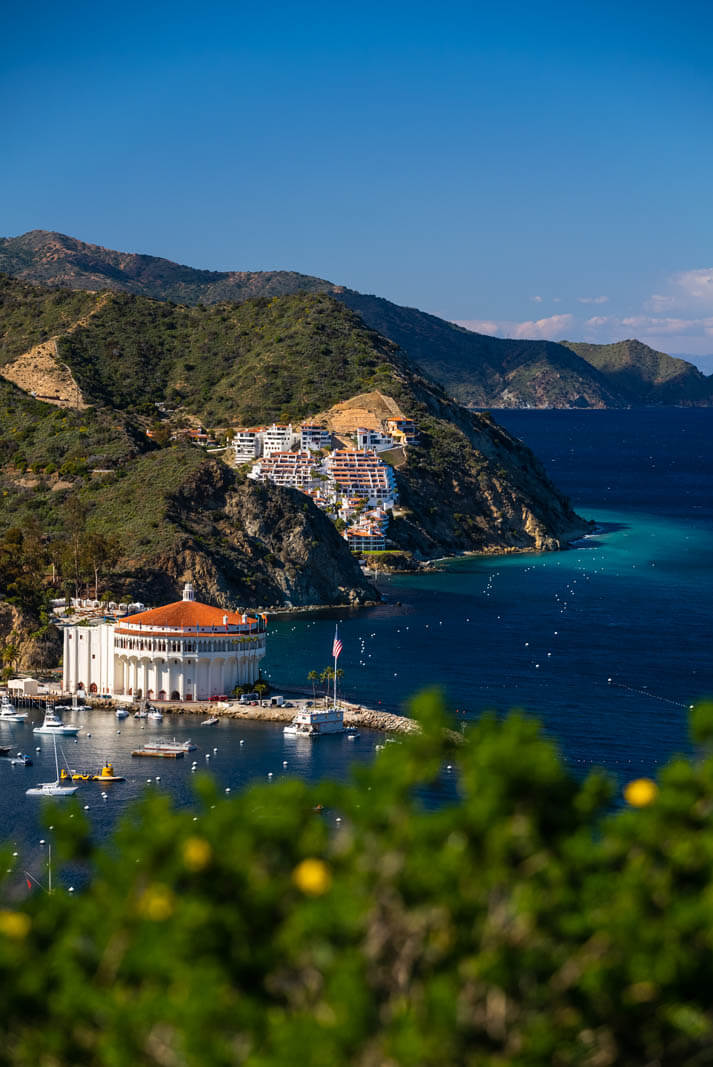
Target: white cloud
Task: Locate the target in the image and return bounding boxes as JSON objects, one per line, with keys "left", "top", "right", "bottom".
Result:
{"left": 531, "top": 295, "right": 543, "bottom": 303}
{"left": 647, "top": 268, "right": 713, "bottom": 313}
{"left": 455, "top": 314, "right": 574, "bottom": 341}
{"left": 577, "top": 295, "right": 608, "bottom": 304}
{"left": 584, "top": 316, "right": 610, "bottom": 328}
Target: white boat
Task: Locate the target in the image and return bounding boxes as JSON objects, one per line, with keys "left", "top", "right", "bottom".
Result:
{"left": 147, "top": 708, "right": 163, "bottom": 721}
{"left": 33, "top": 709, "right": 80, "bottom": 736}
{"left": 283, "top": 706, "right": 345, "bottom": 737}
{"left": 115, "top": 706, "right": 130, "bottom": 719}
{"left": 146, "top": 737, "right": 197, "bottom": 753}
{"left": 26, "top": 734, "right": 78, "bottom": 796}
{"left": 0, "top": 697, "right": 27, "bottom": 723}
{"left": 134, "top": 709, "right": 148, "bottom": 719}
{"left": 201, "top": 716, "right": 219, "bottom": 726}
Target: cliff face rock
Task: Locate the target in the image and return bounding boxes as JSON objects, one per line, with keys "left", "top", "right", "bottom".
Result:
{"left": 389, "top": 412, "right": 587, "bottom": 558}
{"left": 0, "top": 602, "right": 62, "bottom": 671}
{"left": 105, "top": 454, "right": 377, "bottom": 609}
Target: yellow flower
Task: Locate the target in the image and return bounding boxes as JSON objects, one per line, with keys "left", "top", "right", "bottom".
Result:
{"left": 182, "top": 836, "right": 212, "bottom": 871}
{"left": 624, "top": 778, "right": 658, "bottom": 807}
{"left": 0, "top": 910, "right": 31, "bottom": 939}
{"left": 292, "top": 858, "right": 332, "bottom": 896}
{"left": 137, "top": 885, "right": 175, "bottom": 921}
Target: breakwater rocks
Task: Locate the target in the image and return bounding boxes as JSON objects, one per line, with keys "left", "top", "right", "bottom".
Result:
{"left": 88, "top": 696, "right": 419, "bottom": 735}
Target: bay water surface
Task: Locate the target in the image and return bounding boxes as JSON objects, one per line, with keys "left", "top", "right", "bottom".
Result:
{"left": 3, "top": 409, "right": 711, "bottom": 877}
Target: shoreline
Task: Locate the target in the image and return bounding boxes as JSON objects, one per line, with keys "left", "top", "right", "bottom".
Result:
{"left": 87, "top": 694, "right": 420, "bottom": 735}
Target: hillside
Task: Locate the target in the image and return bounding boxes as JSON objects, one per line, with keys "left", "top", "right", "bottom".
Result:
{"left": 560, "top": 338, "right": 713, "bottom": 405}
{"left": 0, "top": 276, "right": 587, "bottom": 583}
{"left": 3, "top": 230, "right": 712, "bottom": 408}
{"left": 334, "top": 290, "right": 624, "bottom": 408}
{"left": 0, "top": 386, "right": 378, "bottom": 624}
{"left": 0, "top": 230, "right": 331, "bottom": 304}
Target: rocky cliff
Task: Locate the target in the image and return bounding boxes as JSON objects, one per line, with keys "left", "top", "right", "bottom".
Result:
{"left": 0, "top": 602, "right": 62, "bottom": 672}
{"left": 86, "top": 450, "right": 378, "bottom": 609}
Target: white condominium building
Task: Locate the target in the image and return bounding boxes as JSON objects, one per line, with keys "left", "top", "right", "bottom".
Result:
{"left": 325, "top": 449, "right": 398, "bottom": 507}
{"left": 299, "top": 424, "right": 333, "bottom": 452}
{"left": 233, "top": 427, "right": 265, "bottom": 463}
{"left": 356, "top": 427, "right": 397, "bottom": 452}
{"left": 262, "top": 423, "right": 296, "bottom": 456}
{"left": 248, "top": 451, "right": 318, "bottom": 490}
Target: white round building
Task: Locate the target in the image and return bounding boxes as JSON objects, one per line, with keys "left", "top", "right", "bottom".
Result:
{"left": 63, "top": 584, "right": 267, "bottom": 701}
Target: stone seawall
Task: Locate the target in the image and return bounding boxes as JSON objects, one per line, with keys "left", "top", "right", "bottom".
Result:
{"left": 88, "top": 695, "right": 419, "bottom": 735}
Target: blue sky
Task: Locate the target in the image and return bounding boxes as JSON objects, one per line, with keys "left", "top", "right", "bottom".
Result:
{"left": 3, "top": 0, "right": 713, "bottom": 367}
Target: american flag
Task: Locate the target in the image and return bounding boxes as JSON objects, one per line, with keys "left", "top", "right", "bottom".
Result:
{"left": 332, "top": 627, "right": 343, "bottom": 660}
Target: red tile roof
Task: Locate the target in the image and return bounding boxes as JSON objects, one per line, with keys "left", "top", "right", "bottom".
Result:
{"left": 122, "top": 601, "right": 258, "bottom": 629}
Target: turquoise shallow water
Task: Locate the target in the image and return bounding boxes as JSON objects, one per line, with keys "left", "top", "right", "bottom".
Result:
{"left": 2, "top": 409, "right": 711, "bottom": 871}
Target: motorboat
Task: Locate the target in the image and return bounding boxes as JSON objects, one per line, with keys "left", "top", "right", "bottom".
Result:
{"left": 115, "top": 706, "right": 130, "bottom": 719}
{"left": 147, "top": 707, "right": 163, "bottom": 722}
{"left": 283, "top": 706, "right": 345, "bottom": 737}
{"left": 134, "top": 708, "right": 148, "bottom": 719}
{"left": 26, "top": 734, "right": 78, "bottom": 796}
{"left": 33, "top": 709, "right": 80, "bottom": 736}
{"left": 10, "top": 753, "right": 32, "bottom": 766}
{"left": 0, "top": 696, "right": 27, "bottom": 723}
{"left": 201, "top": 716, "right": 219, "bottom": 726}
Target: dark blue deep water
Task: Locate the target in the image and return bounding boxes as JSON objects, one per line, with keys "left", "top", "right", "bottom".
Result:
{"left": 3, "top": 409, "right": 711, "bottom": 877}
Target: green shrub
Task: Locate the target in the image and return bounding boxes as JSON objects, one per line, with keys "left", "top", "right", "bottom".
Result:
{"left": 1, "top": 695, "right": 712, "bottom": 1065}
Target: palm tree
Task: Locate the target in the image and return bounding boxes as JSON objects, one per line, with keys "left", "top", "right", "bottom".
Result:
{"left": 307, "top": 670, "right": 319, "bottom": 701}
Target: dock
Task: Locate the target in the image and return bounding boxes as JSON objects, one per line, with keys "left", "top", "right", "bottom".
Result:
{"left": 131, "top": 749, "right": 185, "bottom": 759}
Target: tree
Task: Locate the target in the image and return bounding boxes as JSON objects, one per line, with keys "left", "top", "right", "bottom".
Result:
{"left": 82, "top": 532, "right": 119, "bottom": 600}
{"left": 307, "top": 670, "right": 319, "bottom": 702}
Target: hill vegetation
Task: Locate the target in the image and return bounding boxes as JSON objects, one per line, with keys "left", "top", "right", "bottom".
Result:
{"left": 3, "top": 692, "right": 713, "bottom": 1065}
{"left": 0, "top": 230, "right": 331, "bottom": 305}
{"left": 0, "top": 274, "right": 587, "bottom": 571}
{"left": 560, "top": 338, "right": 713, "bottom": 405}
{"left": 5, "top": 230, "right": 712, "bottom": 407}
{"left": 335, "top": 290, "right": 624, "bottom": 408}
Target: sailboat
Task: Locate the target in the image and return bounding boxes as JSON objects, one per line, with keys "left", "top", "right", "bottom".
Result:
{"left": 26, "top": 734, "right": 78, "bottom": 797}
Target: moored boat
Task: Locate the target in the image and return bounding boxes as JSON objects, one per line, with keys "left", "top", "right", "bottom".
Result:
{"left": 26, "top": 734, "right": 78, "bottom": 796}
{"left": 201, "top": 716, "right": 219, "bottom": 726}
{"left": 0, "top": 696, "right": 27, "bottom": 723}
{"left": 33, "top": 709, "right": 79, "bottom": 736}
{"left": 283, "top": 706, "right": 345, "bottom": 737}
{"left": 131, "top": 745, "right": 185, "bottom": 759}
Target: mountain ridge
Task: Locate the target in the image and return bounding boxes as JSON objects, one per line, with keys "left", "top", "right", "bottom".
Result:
{"left": 3, "top": 230, "right": 709, "bottom": 407}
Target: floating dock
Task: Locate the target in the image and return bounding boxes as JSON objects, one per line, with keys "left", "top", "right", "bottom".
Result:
{"left": 131, "top": 748, "right": 185, "bottom": 759}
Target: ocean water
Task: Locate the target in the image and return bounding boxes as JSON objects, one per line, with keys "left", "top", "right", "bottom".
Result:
{"left": 2, "top": 409, "right": 711, "bottom": 873}
{"left": 266, "top": 409, "right": 713, "bottom": 776}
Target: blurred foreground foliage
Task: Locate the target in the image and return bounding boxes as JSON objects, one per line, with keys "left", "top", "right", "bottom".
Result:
{"left": 2, "top": 692, "right": 713, "bottom": 1066}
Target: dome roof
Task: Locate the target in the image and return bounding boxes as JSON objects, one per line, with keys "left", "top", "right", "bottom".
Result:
{"left": 121, "top": 600, "right": 258, "bottom": 631}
